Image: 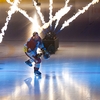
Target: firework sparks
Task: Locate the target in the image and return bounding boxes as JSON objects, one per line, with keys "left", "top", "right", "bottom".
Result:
{"left": 59, "top": 0, "right": 99, "bottom": 32}
{"left": 0, "top": 0, "right": 20, "bottom": 43}
{"left": 41, "top": 4, "right": 72, "bottom": 31}
{"left": 49, "top": 0, "right": 53, "bottom": 30}
{"left": 32, "top": 0, "right": 45, "bottom": 24}
{"left": 54, "top": 0, "right": 71, "bottom": 30}
{"left": 0, "top": 0, "right": 99, "bottom": 43}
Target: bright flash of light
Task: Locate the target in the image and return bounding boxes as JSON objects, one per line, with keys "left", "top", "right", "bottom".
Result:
{"left": 32, "top": 0, "right": 45, "bottom": 24}
{"left": 32, "top": 14, "right": 40, "bottom": 33}
{"left": 60, "top": 0, "right": 99, "bottom": 32}
{"left": 27, "top": 14, "right": 41, "bottom": 38}
{"left": 0, "top": 0, "right": 20, "bottom": 43}
{"left": 54, "top": 0, "right": 71, "bottom": 30}
{"left": 49, "top": 0, "right": 53, "bottom": 30}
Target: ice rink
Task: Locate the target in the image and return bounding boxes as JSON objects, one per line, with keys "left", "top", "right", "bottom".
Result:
{"left": 0, "top": 1, "right": 100, "bottom": 100}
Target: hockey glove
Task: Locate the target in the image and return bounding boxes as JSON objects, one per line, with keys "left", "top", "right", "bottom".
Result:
{"left": 41, "top": 48, "right": 50, "bottom": 59}
{"left": 36, "top": 53, "right": 42, "bottom": 58}
{"left": 24, "top": 46, "right": 28, "bottom": 53}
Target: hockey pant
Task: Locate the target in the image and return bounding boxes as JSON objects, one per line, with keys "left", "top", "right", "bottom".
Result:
{"left": 25, "top": 52, "right": 41, "bottom": 69}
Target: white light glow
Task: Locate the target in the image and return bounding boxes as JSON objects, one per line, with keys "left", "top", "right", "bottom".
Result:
{"left": 32, "top": 14, "right": 40, "bottom": 33}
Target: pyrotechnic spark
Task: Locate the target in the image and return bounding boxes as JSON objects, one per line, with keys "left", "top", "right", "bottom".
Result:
{"left": 0, "top": 0, "right": 42, "bottom": 43}
{"left": 59, "top": 0, "right": 99, "bottom": 32}
{"left": 7, "top": 0, "right": 39, "bottom": 24}
{"left": 7, "top": 0, "right": 35, "bottom": 23}
{"left": 34, "top": 0, "right": 99, "bottom": 34}
{"left": 49, "top": 0, "right": 53, "bottom": 29}
{"left": 0, "top": 0, "right": 20, "bottom": 43}
{"left": 0, "top": 0, "right": 99, "bottom": 43}
{"left": 32, "top": 0, "right": 45, "bottom": 24}
{"left": 41, "top": 4, "right": 72, "bottom": 31}
{"left": 54, "top": 0, "right": 71, "bottom": 30}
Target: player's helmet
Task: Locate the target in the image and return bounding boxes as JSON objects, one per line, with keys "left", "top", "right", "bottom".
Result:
{"left": 43, "top": 53, "right": 50, "bottom": 59}
{"left": 33, "top": 32, "right": 38, "bottom": 36}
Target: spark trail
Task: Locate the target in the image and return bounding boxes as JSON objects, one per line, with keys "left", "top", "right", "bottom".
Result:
{"left": 59, "top": 0, "right": 99, "bottom": 33}
{"left": 0, "top": 0, "right": 20, "bottom": 43}
{"left": 0, "top": 0, "right": 43, "bottom": 43}
{"left": 32, "top": 0, "right": 45, "bottom": 24}
{"left": 7, "top": 0, "right": 34, "bottom": 23}
{"left": 0, "top": 0, "right": 99, "bottom": 43}
{"left": 49, "top": 0, "right": 53, "bottom": 30}
{"left": 54, "top": 0, "right": 70, "bottom": 30}
{"left": 41, "top": 3, "right": 71, "bottom": 31}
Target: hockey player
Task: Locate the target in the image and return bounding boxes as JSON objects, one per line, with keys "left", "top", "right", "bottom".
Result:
{"left": 24, "top": 32, "right": 50, "bottom": 75}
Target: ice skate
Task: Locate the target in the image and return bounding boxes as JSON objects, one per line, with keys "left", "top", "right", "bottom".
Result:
{"left": 34, "top": 70, "right": 41, "bottom": 76}
{"left": 25, "top": 60, "right": 32, "bottom": 67}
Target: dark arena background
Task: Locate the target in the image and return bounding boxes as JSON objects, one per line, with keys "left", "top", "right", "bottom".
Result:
{"left": 0, "top": 0, "right": 100, "bottom": 100}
